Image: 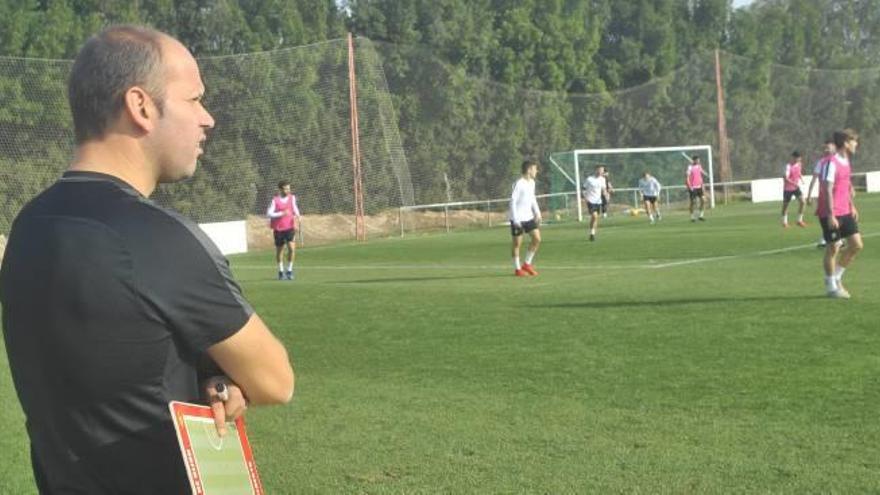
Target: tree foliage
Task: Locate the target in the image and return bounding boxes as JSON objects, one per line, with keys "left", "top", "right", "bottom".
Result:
{"left": 2, "top": 0, "right": 880, "bottom": 232}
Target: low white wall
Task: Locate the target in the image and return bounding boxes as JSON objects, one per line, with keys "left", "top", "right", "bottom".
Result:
{"left": 750, "top": 178, "right": 783, "bottom": 203}
{"left": 866, "top": 171, "right": 880, "bottom": 192}
{"left": 750, "top": 178, "right": 818, "bottom": 203}
{"left": 198, "top": 220, "right": 248, "bottom": 255}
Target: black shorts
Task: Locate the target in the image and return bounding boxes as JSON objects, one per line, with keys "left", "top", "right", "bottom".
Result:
{"left": 642, "top": 195, "right": 657, "bottom": 204}
{"left": 689, "top": 188, "right": 703, "bottom": 199}
{"left": 273, "top": 228, "right": 296, "bottom": 247}
{"left": 510, "top": 219, "right": 538, "bottom": 237}
{"left": 783, "top": 188, "right": 802, "bottom": 202}
{"left": 587, "top": 203, "right": 603, "bottom": 215}
{"left": 819, "top": 214, "right": 859, "bottom": 243}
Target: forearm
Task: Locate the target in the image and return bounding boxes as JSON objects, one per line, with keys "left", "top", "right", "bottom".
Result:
{"left": 824, "top": 184, "right": 835, "bottom": 217}
{"left": 267, "top": 204, "right": 284, "bottom": 218}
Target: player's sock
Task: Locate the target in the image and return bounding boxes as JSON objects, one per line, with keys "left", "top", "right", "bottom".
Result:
{"left": 590, "top": 228, "right": 596, "bottom": 235}
{"left": 782, "top": 215, "right": 788, "bottom": 225}
{"left": 525, "top": 251, "right": 535, "bottom": 265}
{"left": 513, "top": 256, "right": 520, "bottom": 270}
{"left": 833, "top": 266, "right": 846, "bottom": 283}
{"left": 278, "top": 262, "right": 284, "bottom": 272}
{"left": 798, "top": 214, "right": 804, "bottom": 222}
{"left": 699, "top": 210, "right": 705, "bottom": 218}
{"left": 287, "top": 262, "right": 294, "bottom": 271}
{"left": 825, "top": 276, "right": 838, "bottom": 292}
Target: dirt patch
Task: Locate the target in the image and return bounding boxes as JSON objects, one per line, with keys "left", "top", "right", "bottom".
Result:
{"left": 245, "top": 209, "right": 510, "bottom": 249}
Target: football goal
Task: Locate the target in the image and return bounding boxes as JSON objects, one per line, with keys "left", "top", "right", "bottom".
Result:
{"left": 548, "top": 145, "right": 715, "bottom": 222}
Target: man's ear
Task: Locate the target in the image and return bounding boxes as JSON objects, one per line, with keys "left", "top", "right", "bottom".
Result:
{"left": 123, "top": 86, "right": 158, "bottom": 134}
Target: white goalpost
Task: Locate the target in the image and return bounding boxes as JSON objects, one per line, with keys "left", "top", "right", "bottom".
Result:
{"left": 549, "top": 145, "right": 715, "bottom": 222}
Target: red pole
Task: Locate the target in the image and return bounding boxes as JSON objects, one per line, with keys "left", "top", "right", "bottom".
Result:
{"left": 715, "top": 49, "right": 731, "bottom": 203}
{"left": 348, "top": 33, "right": 366, "bottom": 240}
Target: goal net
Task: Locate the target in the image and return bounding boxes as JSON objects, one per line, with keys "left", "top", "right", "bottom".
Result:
{"left": 548, "top": 145, "right": 714, "bottom": 222}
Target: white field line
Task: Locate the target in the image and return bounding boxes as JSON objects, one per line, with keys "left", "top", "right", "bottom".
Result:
{"left": 650, "top": 231, "right": 879, "bottom": 269}
{"left": 232, "top": 232, "right": 877, "bottom": 274}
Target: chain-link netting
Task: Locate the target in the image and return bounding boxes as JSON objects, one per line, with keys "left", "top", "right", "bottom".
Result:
{"left": 0, "top": 38, "right": 413, "bottom": 244}
{"left": 2, "top": 40, "right": 879, "bottom": 241}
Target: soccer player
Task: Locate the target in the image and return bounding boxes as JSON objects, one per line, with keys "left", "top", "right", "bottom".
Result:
{"left": 817, "top": 129, "right": 863, "bottom": 299}
{"left": 0, "top": 26, "right": 294, "bottom": 493}
{"left": 781, "top": 151, "right": 807, "bottom": 227}
{"left": 582, "top": 165, "right": 608, "bottom": 241}
{"left": 509, "top": 160, "right": 542, "bottom": 276}
{"left": 807, "top": 140, "right": 836, "bottom": 246}
{"left": 638, "top": 171, "right": 662, "bottom": 223}
{"left": 686, "top": 155, "right": 708, "bottom": 221}
{"left": 267, "top": 180, "right": 301, "bottom": 280}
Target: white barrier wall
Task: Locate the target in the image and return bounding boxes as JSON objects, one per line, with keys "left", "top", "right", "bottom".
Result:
{"left": 198, "top": 220, "right": 248, "bottom": 255}
{"left": 866, "top": 171, "right": 880, "bottom": 192}
{"left": 750, "top": 178, "right": 783, "bottom": 203}
{"left": 751, "top": 178, "right": 819, "bottom": 203}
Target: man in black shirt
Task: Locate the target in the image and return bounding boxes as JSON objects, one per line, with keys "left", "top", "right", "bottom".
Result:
{"left": 0, "top": 26, "right": 294, "bottom": 493}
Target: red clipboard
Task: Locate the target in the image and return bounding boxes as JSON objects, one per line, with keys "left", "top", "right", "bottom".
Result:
{"left": 169, "top": 401, "right": 264, "bottom": 495}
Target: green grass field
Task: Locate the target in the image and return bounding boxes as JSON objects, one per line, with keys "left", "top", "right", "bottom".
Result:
{"left": 2, "top": 196, "right": 879, "bottom": 493}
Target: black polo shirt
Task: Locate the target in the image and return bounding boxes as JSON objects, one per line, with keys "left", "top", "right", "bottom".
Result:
{"left": 0, "top": 171, "right": 253, "bottom": 494}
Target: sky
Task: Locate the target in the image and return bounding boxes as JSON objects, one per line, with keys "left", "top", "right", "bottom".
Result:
{"left": 732, "top": 0, "right": 755, "bottom": 8}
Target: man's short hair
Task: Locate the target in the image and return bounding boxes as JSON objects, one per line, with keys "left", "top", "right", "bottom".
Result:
{"left": 521, "top": 160, "right": 537, "bottom": 174}
{"left": 278, "top": 180, "right": 290, "bottom": 190}
{"left": 791, "top": 151, "right": 801, "bottom": 158}
{"left": 832, "top": 129, "right": 859, "bottom": 149}
{"left": 692, "top": 155, "right": 700, "bottom": 161}
{"left": 68, "top": 25, "right": 167, "bottom": 144}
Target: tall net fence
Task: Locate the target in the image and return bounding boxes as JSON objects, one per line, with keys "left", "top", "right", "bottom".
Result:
{"left": 0, "top": 38, "right": 413, "bottom": 246}
{"left": 376, "top": 43, "right": 879, "bottom": 202}
{"left": 2, "top": 39, "right": 880, "bottom": 243}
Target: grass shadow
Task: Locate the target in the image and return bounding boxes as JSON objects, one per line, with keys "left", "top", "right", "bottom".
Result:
{"left": 537, "top": 295, "right": 828, "bottom": 309}
{"left": 339, "top": 274, "right": 509, "bottom": 284}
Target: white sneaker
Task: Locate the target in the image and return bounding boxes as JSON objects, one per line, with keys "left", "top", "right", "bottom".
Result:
{"left": 827, "top": 288, "right": 851, "bottom": 299}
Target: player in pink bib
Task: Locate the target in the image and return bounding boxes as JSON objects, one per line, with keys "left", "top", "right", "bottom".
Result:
{"left": 267, "top": 180, "right": 301, "bottom": 280}
{"left": 685, "top": 155, "right": 708, "bottom": 221}
{"left": 817, "top": 129, "right": 863, "bottom": 299}
{"left": 781, "top": 151, "right": 807, "bottom": 227}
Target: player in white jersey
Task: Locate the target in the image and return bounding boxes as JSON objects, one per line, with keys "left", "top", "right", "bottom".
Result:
{"left": 806, "top": 140, "right": 836, "bottom": 247}
{"left": 582, "top": 165, "right": 608, "bottom": 241}
{"left": 509, "top": 160, "right": 542, "bottom": 276}
{"left": 638, "top": 171, "right": 662, "bottom": 224}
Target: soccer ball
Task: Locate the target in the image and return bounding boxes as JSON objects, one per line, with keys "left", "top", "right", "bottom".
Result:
{"left": 629, "top": 208, "right": 640, "bottom": 217}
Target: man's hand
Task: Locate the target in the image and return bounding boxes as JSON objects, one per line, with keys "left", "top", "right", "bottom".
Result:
{"left": 829, "top": 216, "right": 839, "bottom": 230}
{"left": 534, "top": 215, "right": 542, "bottom": 226}
{"left": 203, "top": 376, "right": 248, "bottom": 437}
{"left": 512, "top": 221, "right": 522, "bottom": 229}
{"left": 852, "top": 206, "right": 859, "bottom": 221}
